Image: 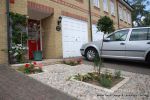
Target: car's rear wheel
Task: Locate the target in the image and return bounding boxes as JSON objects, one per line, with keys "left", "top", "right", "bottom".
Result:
{"left": 85, "top": 48, "right": 98, "bottom": 61}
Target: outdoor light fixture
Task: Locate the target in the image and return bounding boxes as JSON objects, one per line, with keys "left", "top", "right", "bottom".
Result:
{"left": 56, "top": 16, "right": 62, "bottom": 31}
{"left": 57, "top": 16, "right": 62, "bottom": 25}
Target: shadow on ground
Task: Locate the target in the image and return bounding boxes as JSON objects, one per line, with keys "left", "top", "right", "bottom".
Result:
{"left": 83, "top": 58, "right": 150, "bottom": 75}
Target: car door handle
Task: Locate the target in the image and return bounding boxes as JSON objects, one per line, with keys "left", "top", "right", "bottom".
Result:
{"left": 147, "top": 42, "right": 150, "bottom": 44}
{"left": 120, "top": 43, "right": 125, "bottom": 45}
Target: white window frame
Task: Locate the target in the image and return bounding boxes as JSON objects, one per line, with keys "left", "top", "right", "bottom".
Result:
{"left": 110, "top": 0, "right": 115, "bottom": 16}
{"left": 93, "top": 0, "right": 100, "bottom": 8}
{"left": 127, "top": 12, "right": 131, "bottom": 24}
{"left": 123, "top": 9, "right": 126, "bottom": 21}
{"left": 119, "top": 6, "right": 123, "bottom": 20}
{"left": 125, "top": 10, "right": 128, "bottom": 22}
{"left": 103, "top": 0, "right": 108, "bottom": 12}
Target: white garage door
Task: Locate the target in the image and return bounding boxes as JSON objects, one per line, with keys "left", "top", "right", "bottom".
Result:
{"left": 92, "top": 24, "right": 104, "bottom": 41}
{"left": 62, "top": 16, "right": 88, "bottom": 58}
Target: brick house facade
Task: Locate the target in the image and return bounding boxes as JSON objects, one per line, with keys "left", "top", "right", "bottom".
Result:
{"left": 0, "top": 0, "right": 133, "bottom": 64}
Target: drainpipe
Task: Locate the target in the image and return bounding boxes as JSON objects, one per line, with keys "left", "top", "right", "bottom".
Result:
{"left": 88, "top": 0, "right": 93, "bottom": 41}
{"left": 116, "top": 0, "right": 120, "bottom": 29}
{"left": 6, "top": 0, "right": 11, "bottom": 64}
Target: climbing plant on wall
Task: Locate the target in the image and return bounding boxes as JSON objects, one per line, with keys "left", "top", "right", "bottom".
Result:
{"left": 9, "top": 12, "right": 28, "bottom": 63}
{"left": 10, "top": 12, "right": 28, "bottom": 45}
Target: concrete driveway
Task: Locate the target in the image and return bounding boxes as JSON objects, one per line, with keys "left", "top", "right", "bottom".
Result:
{"left": 0, "top": 65, "right": 76, "bottom": 100}
{"left": 83, "top": 58, "right": 150, "bottom": 75}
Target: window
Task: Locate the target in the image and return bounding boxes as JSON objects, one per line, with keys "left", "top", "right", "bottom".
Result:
{"left": 127, "top": 12, "right": 131, "bottom": 24}
{"left": 93, "top": 0, "right": 100, "bottom": 8}
{"left": 103, "top": 0, "right": 108, "bottom": 12}
{"left": 130, "top": 28, "right": 150, "bottom": 41}
{"left": 110, "top": 0, "right": 115, "bottom": 15}
{"left": 123, "top": 9, "right": 126, "bottom": 21}
{"left": 119, "top": 6, "right": 123, "bottom": 20}
{"left": 108, "top": 30, "right": 129, "bottom": 41}
{"left": 125, "top": 10, "right": 128, "bottom": 22}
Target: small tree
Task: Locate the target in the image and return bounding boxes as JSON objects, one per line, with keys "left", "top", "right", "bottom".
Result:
{"left": 97, "top": 16, "right": 115, "bottom": 55}
{"left": 94, "top": 16, "right": 115, "bottom": 74}
{"left": 93, "top": 54, "right": 103, "bottom": 74}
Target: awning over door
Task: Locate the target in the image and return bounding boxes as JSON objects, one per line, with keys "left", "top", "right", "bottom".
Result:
{"left": 28, "top": 1, "right": 54, "bottom": 20}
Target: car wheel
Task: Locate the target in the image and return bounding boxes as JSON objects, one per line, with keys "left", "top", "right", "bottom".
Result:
{"left": 85, "top": 48, "right": 98, "bottom": 61}
{"left": 146, "top": 53, "right": 150, "bottom": 64}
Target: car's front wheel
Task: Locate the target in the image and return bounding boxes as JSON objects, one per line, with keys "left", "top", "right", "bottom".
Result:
{"left": 146, "top": 52, "right": 150, "bottom": 64}
{"left": 85, "top": 48, "right": 98, "bottom": 61}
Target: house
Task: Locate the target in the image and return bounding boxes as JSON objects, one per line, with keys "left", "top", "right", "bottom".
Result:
{"left": 0, "top": 0, "right": 133, "bottom": 64}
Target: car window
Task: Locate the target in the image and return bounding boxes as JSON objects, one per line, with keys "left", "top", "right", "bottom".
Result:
{"left": 107, "top": 30, "right": 129, "bottom": 41}
{"left": 130, "top": 28, "right": 149, "bottom": 41}
{"left": 148, "top": 28, "right": 150, "bottom": 40}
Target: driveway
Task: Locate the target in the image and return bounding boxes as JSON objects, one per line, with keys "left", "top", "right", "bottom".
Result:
{"left": 83, "top": 58, "right": 150, "bottom": 75}
{"left": 0, "top": 65, "right": 76, "bottom": 100}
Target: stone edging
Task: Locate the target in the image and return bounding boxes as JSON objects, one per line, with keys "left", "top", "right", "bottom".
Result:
{"left": 70, "top": 76, "right": 130, "bottom": 93}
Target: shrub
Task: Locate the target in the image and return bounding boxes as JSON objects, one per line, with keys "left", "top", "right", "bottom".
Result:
{"left": 63, "top": 58, "right": 82, "bottom": 66}
{"left": 114, "top": 70, "right": 121, "bottom": 79}
{"left": 99, "top": 75, "right": 112, "bottom": 88}
{"left": 23, "top": 62, "right": 43, "bottom": 74}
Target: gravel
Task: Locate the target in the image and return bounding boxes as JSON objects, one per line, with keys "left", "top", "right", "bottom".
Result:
{"left": 29, "top": 64, "right": 150, "bottom": 100}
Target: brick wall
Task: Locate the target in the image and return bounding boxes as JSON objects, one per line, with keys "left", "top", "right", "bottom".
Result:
{"left": 0, "top": 0, "right": 8, "bottom": 64}
{"left": 0, "top": 0, "right": 133, "bottom": 63}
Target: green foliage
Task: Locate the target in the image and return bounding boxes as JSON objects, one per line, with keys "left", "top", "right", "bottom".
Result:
{"left": 63, "top": 59, "right": 82, "bottom": 66}
{"left": 97, "top": 16, "right": 115, "bottom": 34}
{"left": 127, "top": 0, "right": 150, "bottom": 26}
{"left": 17, "top": 62, "right": 43, "bottom": 74}
{"left": 10, "top": 12, "right": 28, "bottom": 44}
{"left": 10, "top": 12, "right": 27, "bottom": 26}
{"left": 99, "top": 75, "right": 112, "bottom": 88}
{"left": 69, "top": 70, "right": 122, "bottom": 88}
{"left": 114, "top": 70, "right": 121, "bottom": 79}
{"left": 10, "top": 44, "right": 27, "bottom": 63}
{"left": 73, "top": 73, "right": 92, "bottom": 81}
{"left": 93, "top": 55, "right": 103, "bottom": 74}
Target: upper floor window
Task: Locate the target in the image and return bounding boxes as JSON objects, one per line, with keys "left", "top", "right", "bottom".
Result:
{"left": 127, "top": 12, "right": 131, "bottom": 24}
{"left": 123, "top": 9, "right": 126, "bottom": 21}
{"left": 93, "top": 0, "right": 100, "bottom": 8}
{"left": 119, "top": 5, "right": 123, "bottom": 20}
{"left": 103, "top": 0, "right": 108, "bottom": 12}
{"left": 110, "top": 0, "right": 115, "bottom": 16}
{"left": 125, "top": 10, "right": 128, "bottom": 22}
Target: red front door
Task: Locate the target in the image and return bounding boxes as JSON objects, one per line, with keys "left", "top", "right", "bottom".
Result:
{"left": 28, "top": 40, "right": 37, "bottom": 59}
{"left": 28, "top": 19, "right": 41, "bottom": 60}
{"left": 28, "top": 39, "right": 41, "bottom": 59}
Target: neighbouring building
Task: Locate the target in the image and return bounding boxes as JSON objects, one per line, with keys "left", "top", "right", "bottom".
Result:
{"left": 0, "top": 0, "right": 133, "bottom": 64}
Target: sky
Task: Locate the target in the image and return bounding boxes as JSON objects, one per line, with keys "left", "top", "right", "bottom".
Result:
{"left": 127, "top": 0, "right": 150, "bottom": 12}
{"left": 145, "top": 0, "right": 150, "bottom": 11}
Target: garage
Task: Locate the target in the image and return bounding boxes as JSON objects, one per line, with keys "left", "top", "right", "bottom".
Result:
{"left": 92, "top": 24, "right": 104, "bottom": 41}
{"left": 62, "top": 16, "right": 88, "bottom": 58}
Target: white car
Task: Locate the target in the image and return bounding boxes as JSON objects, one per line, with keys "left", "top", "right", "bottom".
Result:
{"left": 80, "top": 27, "right": 150, "bottom": 63}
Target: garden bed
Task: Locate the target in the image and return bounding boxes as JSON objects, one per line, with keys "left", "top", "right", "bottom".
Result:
{"left": 69, "top": 71, "right": 124, "bottom": 89}
{"left": 16, "top": 62, "right": 43, "bottom": 74}
{"left": 29, "top": 64, "right": 150, "bottom": 100}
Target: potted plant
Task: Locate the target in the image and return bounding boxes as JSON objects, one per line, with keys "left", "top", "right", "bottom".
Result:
{"left": 32, "top": 23, "right": 42, "bottom": 61}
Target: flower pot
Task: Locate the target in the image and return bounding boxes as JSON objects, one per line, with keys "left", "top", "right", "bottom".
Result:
{"left": 33, "top": 51, "right": 42, "bottom": 61}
